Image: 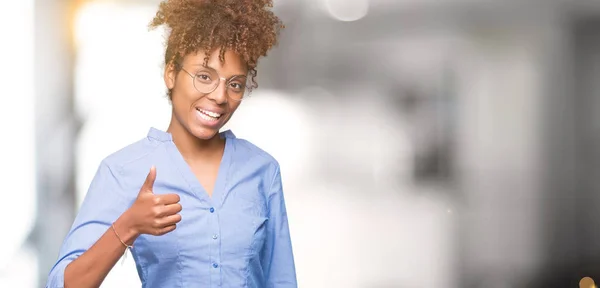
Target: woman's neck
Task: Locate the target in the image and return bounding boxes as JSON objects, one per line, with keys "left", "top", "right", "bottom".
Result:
{"left": 166, "top": 118, "right": 224, "bottom": 162}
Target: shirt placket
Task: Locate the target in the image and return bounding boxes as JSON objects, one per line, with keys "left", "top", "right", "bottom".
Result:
{"left": 209, "top": 205, "right": 222, "bottom": 287}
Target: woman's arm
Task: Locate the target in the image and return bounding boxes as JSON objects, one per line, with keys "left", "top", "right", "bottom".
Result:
{"left": 62, "top": 213, "right": 138, "bottom": 288}
{"left": 260, "top": 164, "right": 297, "bottom": 288}
{"left": 47, "top": 165, "right": 181, "bottom": 288}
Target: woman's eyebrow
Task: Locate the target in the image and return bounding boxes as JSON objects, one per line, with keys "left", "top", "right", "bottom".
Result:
{"left": 190, "top": 64, "right": 247, "bottom": 78}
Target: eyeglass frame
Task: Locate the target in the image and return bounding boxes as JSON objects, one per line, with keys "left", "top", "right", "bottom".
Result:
{"left": 175, "top": 62, "right": 251, "bottom": 102}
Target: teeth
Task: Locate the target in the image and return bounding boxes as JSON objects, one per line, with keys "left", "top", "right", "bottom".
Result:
{"left": 196, "top": 109, "right": 221, "bottom": 122}
{"left": 197, "top": 108, "right": 222, "bottom": 118}
{"left": 198, "top": 111, "right": 218, "bottom": 121}
{"left": 200, "top": 114, "right": 216, "bottom": 121}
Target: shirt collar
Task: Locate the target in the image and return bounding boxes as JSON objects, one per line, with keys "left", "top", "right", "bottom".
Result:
{"left": 147, "top": 127, "right": 236, "bottom": 142}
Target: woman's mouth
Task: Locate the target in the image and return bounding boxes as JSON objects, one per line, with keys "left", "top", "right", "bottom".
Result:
{"left": 196, "top": 108, "right": 222, "bottom": 122}
{"left": 195, "top": 108, "right": 225, "bottom": 128}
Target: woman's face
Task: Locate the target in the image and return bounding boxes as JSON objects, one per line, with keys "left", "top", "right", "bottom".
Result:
{"left": 165, "top": 49, "right": 248, "bottom": 140}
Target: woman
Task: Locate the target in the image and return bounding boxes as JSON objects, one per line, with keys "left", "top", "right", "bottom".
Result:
{"left": 46, "top": 0, "right": 296, "bottom": 287}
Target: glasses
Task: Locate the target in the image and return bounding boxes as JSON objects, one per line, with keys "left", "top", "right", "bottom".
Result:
{"left": 178, "top": 64, "right": 250, "bottom": 101}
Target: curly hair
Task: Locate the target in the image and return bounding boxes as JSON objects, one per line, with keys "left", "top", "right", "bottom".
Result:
{"left": 149, "top": 0, "right": 284, "bottom": 96}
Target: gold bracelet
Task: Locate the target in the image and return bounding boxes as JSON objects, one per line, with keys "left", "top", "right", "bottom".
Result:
{"left": 111, "top": 223, "right": 133, "bottom": 249}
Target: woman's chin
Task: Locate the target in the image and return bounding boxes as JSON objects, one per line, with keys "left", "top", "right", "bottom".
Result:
{"left": 190, "top": 125, "right": 219, "bottom": 140}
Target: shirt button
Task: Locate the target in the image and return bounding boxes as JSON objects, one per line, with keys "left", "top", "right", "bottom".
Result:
{"left": 212, "top": 234, "right": 218, "bottom": 240}
{"left": 209, "top": 207, "right": 215, "bottom": 213}
{"left": 212, "top": 263, "right": 219, "bottom": 268}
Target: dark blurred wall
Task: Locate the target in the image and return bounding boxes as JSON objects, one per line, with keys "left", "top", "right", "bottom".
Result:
{"left": 535, "top": 16, "right": 600, "bottom": 287}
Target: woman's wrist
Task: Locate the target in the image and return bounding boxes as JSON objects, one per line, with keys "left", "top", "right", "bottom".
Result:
{"left": 113, "top": 212, "right": 139, "bottom": 246}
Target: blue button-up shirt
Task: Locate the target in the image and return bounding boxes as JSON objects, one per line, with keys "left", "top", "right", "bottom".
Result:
{"left": 46, "top": 128, "right": 297, "bottom": 288}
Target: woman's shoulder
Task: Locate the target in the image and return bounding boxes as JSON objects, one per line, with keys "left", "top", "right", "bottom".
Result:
{"left": 229, "top": 134, "right": 280, "bottom": 173}
{"left": 101, "top": 132, "right": 165, "bottom": 172}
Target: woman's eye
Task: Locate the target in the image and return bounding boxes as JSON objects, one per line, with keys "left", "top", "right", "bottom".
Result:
{"left": 197, "top": 74, "right": 211, "bottom": 81}
{"left": 229, "top": 83, "right": 244, "bottom": 92}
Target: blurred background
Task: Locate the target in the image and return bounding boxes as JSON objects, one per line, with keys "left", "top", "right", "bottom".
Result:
{"left": 4, "top": 0, "right": 600, "bottom": 287}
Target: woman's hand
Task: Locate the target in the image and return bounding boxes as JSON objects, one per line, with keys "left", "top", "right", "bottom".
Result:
{"left": 120, "top": 166, "right": 182, "bottom": 241}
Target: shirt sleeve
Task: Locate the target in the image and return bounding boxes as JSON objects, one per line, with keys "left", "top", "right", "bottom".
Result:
{"left": 45, "top": 161, "right": 130, "bottom": 288}
{"left": 260, "top": 165, "right": 298, "bottom": 288}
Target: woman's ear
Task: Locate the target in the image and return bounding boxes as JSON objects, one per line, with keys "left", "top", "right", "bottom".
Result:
{"left": 164, "top": 62, "right": 177, "bottom": 90}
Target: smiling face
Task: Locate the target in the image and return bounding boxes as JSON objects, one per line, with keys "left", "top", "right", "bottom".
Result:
{"left": 165, "top": 49, "right": 248, "bottom": 140}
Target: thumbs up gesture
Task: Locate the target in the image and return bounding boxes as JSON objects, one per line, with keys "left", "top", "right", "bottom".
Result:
{"left": 124, "top": 166, "right": 182, "bottom": 237}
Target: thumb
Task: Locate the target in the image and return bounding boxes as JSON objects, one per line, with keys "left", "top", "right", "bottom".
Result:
{"left": 140, "top": 166, "right": 156, "bottom": 193}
